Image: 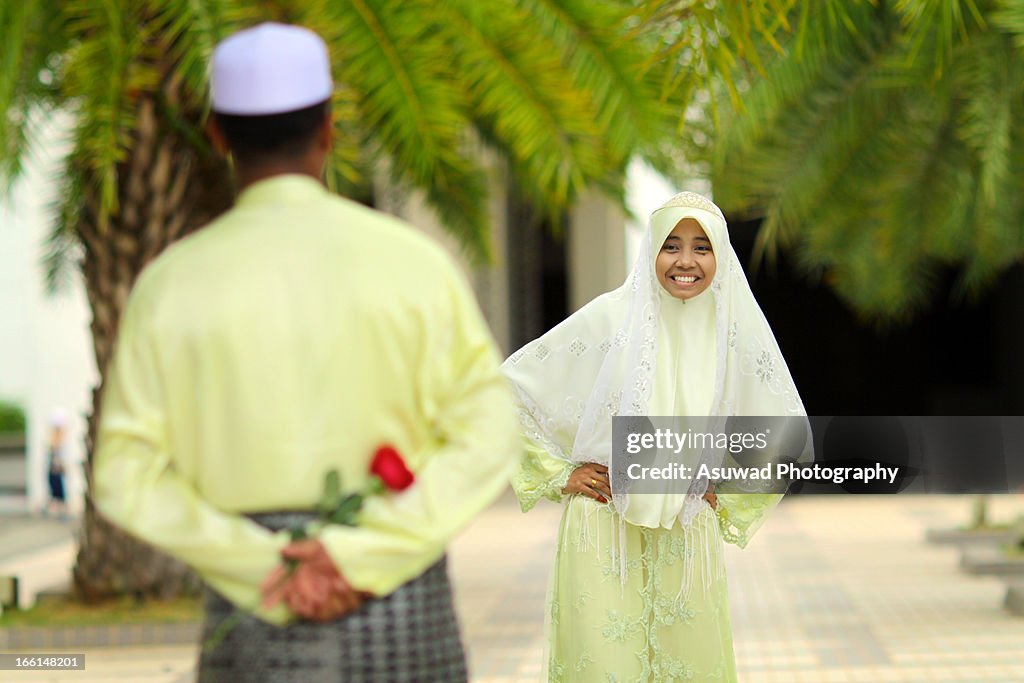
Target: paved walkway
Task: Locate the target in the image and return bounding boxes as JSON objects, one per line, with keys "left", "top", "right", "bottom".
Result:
{"left": 1, "top": 493, "right": 1022, "bottom": 682}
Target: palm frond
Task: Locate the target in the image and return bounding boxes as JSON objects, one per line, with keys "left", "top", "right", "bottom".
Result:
{"left": 716, "top": 12, "right": 900, "bottom": 256}
{"left": 146, "top": 0, "right": 249, "bottom": 108}
{"left": 439, "top": 0, "right": 609, "bottom": 215}
{"left": 713, "top": 2, "right": 884, "bottom": 167}
{"left": 8, "top": 0, "right": 755, "bottom": 265}
{"left": 993, "top": 0, "right": 1024, "bottom": 49}
{"left": 0, "top": 0, "right": 69, "bottom": 188}
{"left": 322, "top": 80, "right": 366, "bottom": 199}
{"left": 519, "top": 0, "right": 672, "bottom": 165}
{"left": 690, "top": 0, "right": 1024, "bottom": 320}
{"left": 308, "top": 0, "right": 489, "bottom": 258}
{"left": 43, "top": 148, "right": 86, "bottom": 293}
{"left": 955, "top": 32, "right": 1015, "bottom": 209}
{"left": 893, "top": 0, "right": 985, "bottom": 75}
{"left": 61, "top": 0, "right": 158, "bottom": 232}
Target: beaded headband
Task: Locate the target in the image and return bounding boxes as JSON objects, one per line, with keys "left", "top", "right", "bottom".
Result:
{"left": 655, "top": 191, "right": 725, "bottom": 222}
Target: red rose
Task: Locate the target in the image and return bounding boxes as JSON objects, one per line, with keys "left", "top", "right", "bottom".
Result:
{"left": 370, "top": 445, "right": 415, "bottom": 491}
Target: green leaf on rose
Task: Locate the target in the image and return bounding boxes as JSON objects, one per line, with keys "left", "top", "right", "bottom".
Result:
{"left": 328, "top": 493, "right": 365, "bottom": 526}
{"left": 319, "top": 469, "right": 343, "bottom": 515}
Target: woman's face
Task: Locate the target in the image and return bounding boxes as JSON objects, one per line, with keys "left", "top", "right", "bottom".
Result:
{"left": 655, "top": 218, "right": 716, "bottom": 301}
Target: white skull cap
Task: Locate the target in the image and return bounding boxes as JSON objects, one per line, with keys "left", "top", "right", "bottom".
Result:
{"left": 211, "top": 23, "right": 333, "bottom": 115}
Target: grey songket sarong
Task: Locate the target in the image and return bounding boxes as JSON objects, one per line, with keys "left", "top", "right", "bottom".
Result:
{"left": 197, "top": 512, "right": 468, "bottom": 683}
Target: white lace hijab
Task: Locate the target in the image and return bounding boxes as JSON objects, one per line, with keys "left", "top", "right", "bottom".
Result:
{"left": 502, "top": 191, "right": 806, "bottom": 529}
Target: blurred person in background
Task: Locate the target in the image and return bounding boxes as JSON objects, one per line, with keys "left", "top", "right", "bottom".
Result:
{"left": 92, "top": 22, "right": 519, "bottom": 683}
{"left": 45, "top": 410, "right": 68, "bottom": 518}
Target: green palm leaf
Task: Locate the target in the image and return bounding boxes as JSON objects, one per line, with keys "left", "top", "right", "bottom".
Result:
{"left": 688, "top": 0, "right": 1024, "bottom": 320}
{"left": 316, "top": 0, "right": 489, "bottom": 257}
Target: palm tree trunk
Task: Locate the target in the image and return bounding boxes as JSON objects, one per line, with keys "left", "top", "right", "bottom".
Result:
{"left": 72, "top": 75, "right": 232, "bottom": 601}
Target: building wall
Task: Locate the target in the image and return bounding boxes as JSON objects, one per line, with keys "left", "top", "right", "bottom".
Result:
{"left": 0, "top": 113, "right": 96, "bottom": 515}
{"left": 568, "top": 191, "right": 627, "bottom": 312}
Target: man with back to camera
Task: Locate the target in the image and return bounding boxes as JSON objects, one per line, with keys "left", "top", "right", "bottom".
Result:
{"left": 92, "top": 22, "right": 520, "bottom": 682}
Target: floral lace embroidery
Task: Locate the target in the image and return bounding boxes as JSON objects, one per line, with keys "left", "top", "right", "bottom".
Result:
{"left": 714, "top": 494, "right": 779, "bottom": 548}
{"left": 546, "top": 505, "right": 741, "bottom": 682}
{"left": 600, "top": 552, "right": 640, "bottom": 580}
{"left": 573, "top": 590, "right": 592, "bottom": 613}
{"left": 602, "top": 610, "right": 641, "bottom": 642}
{"left": 653, "top": 594, "right": 697, "bottom": 626}
{"left": 511, "top": 447, "right": 575, "bottom": 513}
{"left": 755, "top": 351, "right": 776, "bottom": 384}
{"left": 563, "top": 397, "right": 586, "bottom": 422}
{"left": 575, "top": 653, "right": 594, "bottom": 673}
{"left": 510, "top": 384, "right": 570, "bottom": 460}
{"left": 655, "top": 656, "right": 695, "bottom": 680}
{"left": 658, "top": 191, "right": 726, "bottom": 221}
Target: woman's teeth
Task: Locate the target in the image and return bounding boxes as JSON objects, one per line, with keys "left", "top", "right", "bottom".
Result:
{"left": 671, "top": 275, "right": 697, "bottom": 283}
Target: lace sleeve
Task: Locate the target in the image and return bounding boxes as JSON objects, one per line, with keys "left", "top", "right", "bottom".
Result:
{"left": 510, "top": 439, "right": 576, "bottom": 513}
{"left": 714, "top": 492, "right": 782, "bottom": 548}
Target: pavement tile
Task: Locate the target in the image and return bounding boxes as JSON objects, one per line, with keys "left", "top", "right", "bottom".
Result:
{"left": 2, "top": 492, "right": 1023, "bottom": 681}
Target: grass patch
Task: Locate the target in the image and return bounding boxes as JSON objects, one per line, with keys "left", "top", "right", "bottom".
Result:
{"left": 0, "top": 594, "right": 202, "bottom": 628}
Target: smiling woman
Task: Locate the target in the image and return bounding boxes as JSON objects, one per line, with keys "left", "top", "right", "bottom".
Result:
{"left": 502, "top": 191, "right": 808, "bottom": 682}
{"left": 656, "top": 217, "right": 717, "bottom": 301}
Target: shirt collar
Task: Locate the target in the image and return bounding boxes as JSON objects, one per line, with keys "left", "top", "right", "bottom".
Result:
{"left": 234, "top": 174, "right": 328, "bottom": 208}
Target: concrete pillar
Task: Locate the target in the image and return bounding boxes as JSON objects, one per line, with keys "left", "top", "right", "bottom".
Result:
{"left": 473, "top": 172, "right": 511, "bottom": 355}
{"left": 567, "top": 191, "right": 627, "bottom": 312}
{"left": 376, "top": 158, "right": 512, "bottom": 355}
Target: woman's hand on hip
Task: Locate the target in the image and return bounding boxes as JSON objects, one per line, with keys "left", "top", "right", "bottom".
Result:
{"left": 562, "top": 463, "right": 611, "bottom": 503}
